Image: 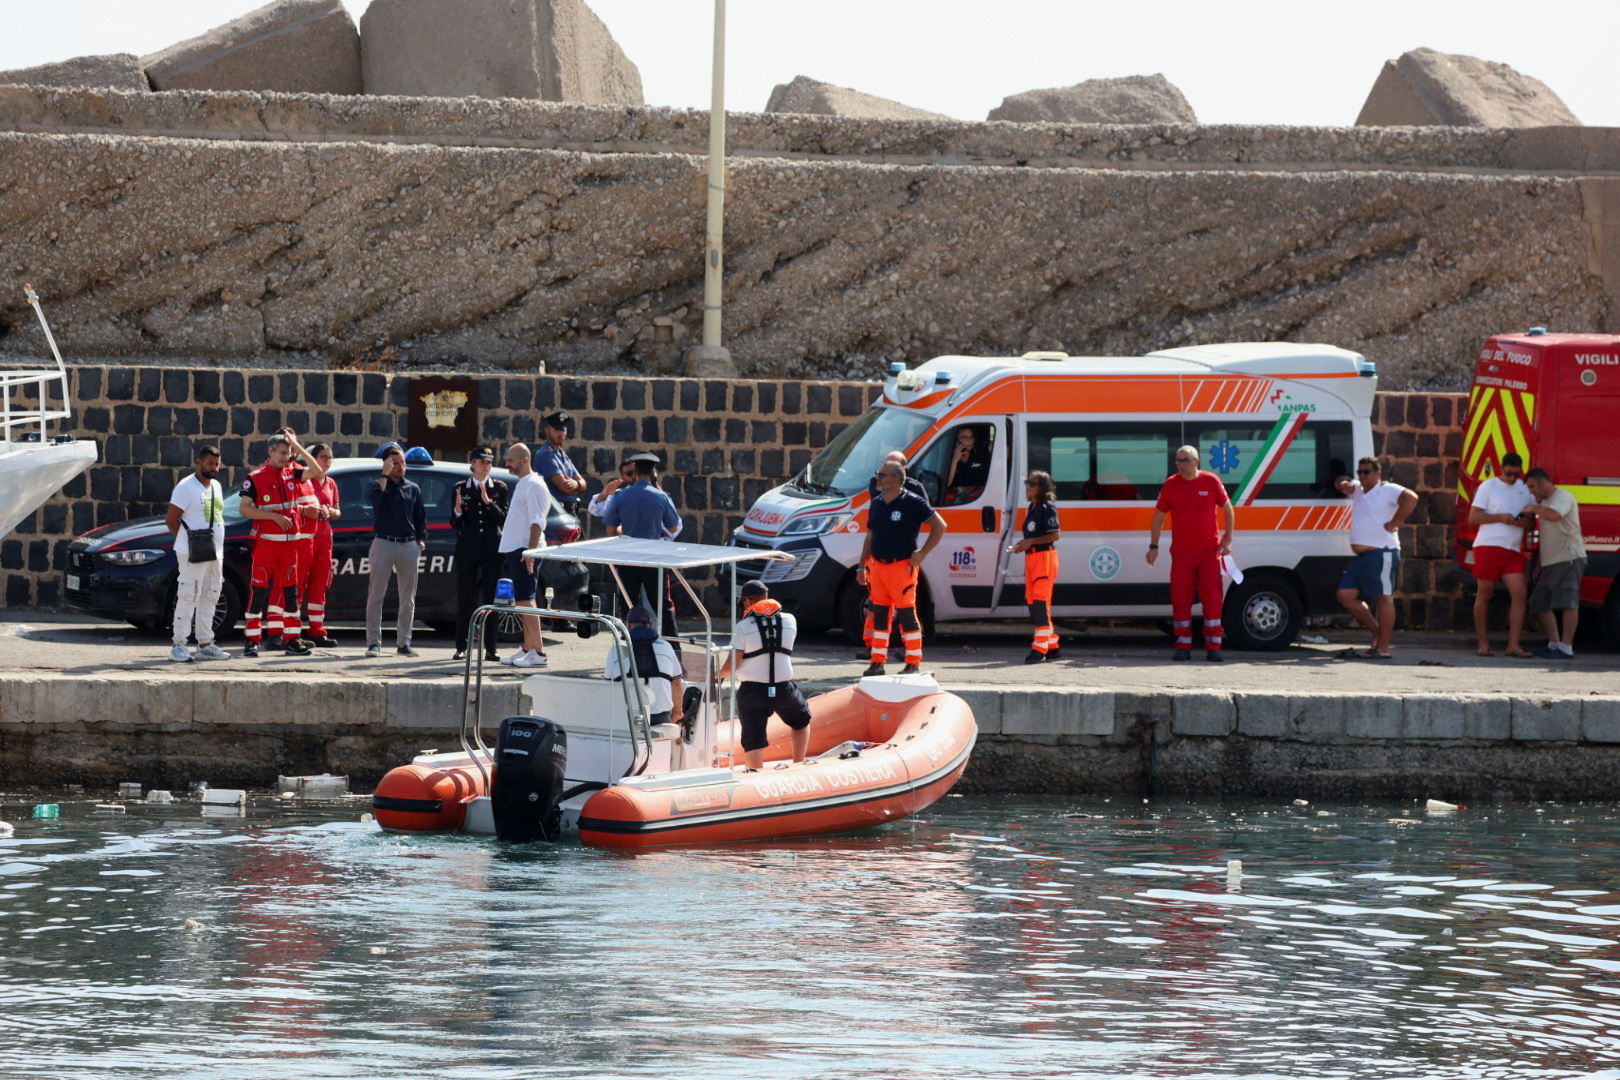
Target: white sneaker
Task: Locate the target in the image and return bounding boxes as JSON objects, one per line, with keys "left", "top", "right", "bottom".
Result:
{"left": 501, "top": 647, "right": 529, "bottom": 666}
{"left": 168, "top": 645, "right": 193, "bottom": 663}
{"left": 194, "top": 643, "right": 232, "bottom": 661}
{"left": 510, "top": 650, "right": 549, "bottom": 668}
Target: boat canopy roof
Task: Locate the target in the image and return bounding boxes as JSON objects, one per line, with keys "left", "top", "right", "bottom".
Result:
{"left": 524, "top": 536, "right": 792, "bottom": 571}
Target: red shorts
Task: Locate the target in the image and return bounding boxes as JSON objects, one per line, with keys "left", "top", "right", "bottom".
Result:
{"left": 1472, "top": 544, "right": 1526, "bottom": 582}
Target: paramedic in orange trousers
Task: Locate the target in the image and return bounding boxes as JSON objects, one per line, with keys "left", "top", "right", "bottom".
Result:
{"left": 1012, "top": 470, "right": 1061, "bottom": 664}
{"left": 1147, "top": 445, "right": 1235, "bottom": 662}
{"left": 857, "top": 461, "right": 947, "bottom": 676}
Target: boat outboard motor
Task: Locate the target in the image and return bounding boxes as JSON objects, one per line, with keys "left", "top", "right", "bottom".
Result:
{"left": 680, "top": 685, "right": 703, "bottom": 740}
{"left": 490, "top": 716, "right": 567, "bottom": 842}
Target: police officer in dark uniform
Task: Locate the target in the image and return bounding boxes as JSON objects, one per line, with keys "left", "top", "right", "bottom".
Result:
{"left": 451, "top": 445, "right": 510, "bottom": 661}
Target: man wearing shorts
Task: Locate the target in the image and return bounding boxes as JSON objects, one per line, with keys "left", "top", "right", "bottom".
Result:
{"left": 1333, "top": 457, "right": 1417, "bottom": 659}
{"left": 1522, "top": 468, "right": 1585, "bottom": 660}
{"left": 1468, "top": 452, "right": 1533, "bottom": 658}
{"left": 499, "top": 442, "right": 551, "bottom": 669}
{"left": 724, "top": 581, "right": 812, "bottom": 770}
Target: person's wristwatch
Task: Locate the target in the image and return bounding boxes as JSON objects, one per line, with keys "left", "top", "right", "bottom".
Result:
{"left": 1148, "top": 543, "right": 1159, "bottom": 549}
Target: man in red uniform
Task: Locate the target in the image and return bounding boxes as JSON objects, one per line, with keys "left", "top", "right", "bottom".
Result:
{"left": 297, "top": 442, "right": 341, "bottom": 647}
{"left": 1147, "top": 444, "right": 1235, "bottom": 662}
{"left": 240, "top": 430, "right": 325, "bottom": 658}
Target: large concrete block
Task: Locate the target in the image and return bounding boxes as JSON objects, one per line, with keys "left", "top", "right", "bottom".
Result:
{"left": 1235, "top": 693, "right": 1290, "bottom": 737}
{"left": 386, "top": 679, "right": 479, "bottom": 731}
{"left": 1344, "top": 695, "right": 1402, "bottom": 739}
{"left": 1355, "top": 48, "right": 1579, "bottom": 128}
{"left": 1288, "top": 694, "right": 1348, "bottom": 739}
{"left": 41, "top": 676, "right": 195, "bottom": 733}
{"left": 0, "top": 54, "right": 147, "bottom": 92}
{"left": 766, "top": 76, "right": 949, "bottom": 122}
{"left": 1073, "top": 690, "right": 1118, "bottom": 737}
{"left": 1512, "top": 697, "right": 1582, "bottom": 742}
{"left": 948, "top": 687, "right": 1003, "bottom": 735}
{"left": 1462, "top": 696, "right": 1511, "bottom": 740}
{"left": 1583, "top": 697, "right": 1620, "bottom": 744}
{"left": 210, "top": 676, "right": 385, "bottom": 729}
{"left": 1402, "top": 695, "right": 1466, "bottom": 739}
{"left": 999, "top": 689, "right": 1078, "bottom": 737}
{"left": 145, "top": 0, "right": 361, "bottom": 95}
{"left": 361, "top": 0, "right": 642, "bottom": 104}
{"left": 1170, "top": 692, "right": 1234, "bottom": 737}
{"left": 989, "top": 74, "right": 1196, "bottom": 125}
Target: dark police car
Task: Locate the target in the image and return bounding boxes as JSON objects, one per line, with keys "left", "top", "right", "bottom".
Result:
{"left": 63, "top": 455, "right": 589, "bottom": 640}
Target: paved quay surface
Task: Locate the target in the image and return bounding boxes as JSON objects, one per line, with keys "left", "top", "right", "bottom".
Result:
{"left": 0, "top": 610, "right": 1614, "bottom": 697}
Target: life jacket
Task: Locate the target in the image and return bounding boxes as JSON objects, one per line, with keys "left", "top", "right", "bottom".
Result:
{"left": 621, "top": 626, "right": 672, "bottom": 685}
{"left": 741, "top": 599, "right": 792, "bottom": 685}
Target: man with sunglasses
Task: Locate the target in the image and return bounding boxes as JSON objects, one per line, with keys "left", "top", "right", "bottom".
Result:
{"left": 587, "top": 455, "right": 682, "bottom": 540}
{"left": 1333, "top": 457, "right": 1417, "bottom": 659}
{"left": 1468, "top": 452, "right": 1534, "bottom": 657}
{"left": 1148, "top": 445, "right": 1235, "bottom": 661}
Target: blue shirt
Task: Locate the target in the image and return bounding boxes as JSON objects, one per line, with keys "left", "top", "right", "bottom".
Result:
{"left": 536, "top": 443, "right": 581, "bottom": 503}
{"left": 867, "top": 489, "right": 935, "bottom": 561}
{"left": 605, "top": 480, "right": 680, "bottom": 540}
{"left": 369, "top": 476, "right": 426, "bottom": 542}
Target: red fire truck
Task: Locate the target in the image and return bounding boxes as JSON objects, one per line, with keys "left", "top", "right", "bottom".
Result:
{"left": 1455, "top": 329, "right": 1620, "bottom": 636}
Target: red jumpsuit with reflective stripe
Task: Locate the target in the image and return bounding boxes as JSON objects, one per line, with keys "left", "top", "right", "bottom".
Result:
{"left": 243, "top": 464, "right": 305, "bottom": 643}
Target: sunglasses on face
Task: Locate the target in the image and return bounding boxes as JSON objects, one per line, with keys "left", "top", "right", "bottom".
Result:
{"left": 1357, "top": 468, "right": 1376, "bottom": 475}
{"left": 620, "top": 471, "right": 635, "bottom": 480}
{"left": 1502, "top": 470, "right": 1522, "bottom": 480}
{"left": 1176, "top": 456, "right": 1197, "bottom": 463}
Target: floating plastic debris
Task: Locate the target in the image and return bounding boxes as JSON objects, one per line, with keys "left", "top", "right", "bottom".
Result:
{"left": 184, "top": 919, "right": 204, "bottom": 932}
{"left": 1426, "top": 798, "right": 1462, "bottom": 811}
{"left": 1292, "top": 799, "right": 1309, "bottom": 807}
{"left": 146, "top": 790, "right": 173, "bottom": 804}
{"left": 200, "top": 789, "right": 246, "bottom": 806}
{"left": 118, "top": 782, "right": 143, "bottom": 799}
{"left": 93, "top": 803, "right": 125, "bottom": 814}
{"left": 0, "top": 820, "right": 13, "bottom": 837}
{"left": 1225, "top": 859, "right": 1243, "bottom": 892}
{"left": 277, "top": 774, "right": 350, "bottom": 799}
{"left": 32, "top": 804, "right": 58, "bottom": 819}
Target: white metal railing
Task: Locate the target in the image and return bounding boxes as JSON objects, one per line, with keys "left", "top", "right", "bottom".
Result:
{"left": 2, "top": 285, "right": 73, "bottom": 443}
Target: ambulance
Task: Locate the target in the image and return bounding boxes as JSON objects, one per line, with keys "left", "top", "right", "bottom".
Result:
{"left": 732, "top": 343, "right": 1377, "bottom": 649}
{"left": 1455, "top": 329, "right": 1620, "bottom": 637}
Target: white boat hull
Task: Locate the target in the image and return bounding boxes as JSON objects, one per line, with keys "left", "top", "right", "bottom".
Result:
{"left": 0, "top": 440, "right": 97, "bottom": 538}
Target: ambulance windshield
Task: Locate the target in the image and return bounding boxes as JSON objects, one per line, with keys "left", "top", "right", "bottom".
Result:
{"left": 790, "top": 407, "right": 934, "bottom": 498}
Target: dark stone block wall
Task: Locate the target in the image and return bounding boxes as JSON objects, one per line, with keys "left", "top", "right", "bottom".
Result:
{"left": 2, "top": 370, "right": 1468, "bottom": 631}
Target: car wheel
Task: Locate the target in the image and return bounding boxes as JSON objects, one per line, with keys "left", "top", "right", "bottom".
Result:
{"left": 1221, "top": 572, "right": 1302, "bottom": 651}
{"left": 211, "top": 576, "right": 244, "bottom": 641}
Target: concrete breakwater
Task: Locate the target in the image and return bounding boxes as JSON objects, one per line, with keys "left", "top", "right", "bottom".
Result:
{"left": 3, "top": 672, "right": 1616, "bottom": 801}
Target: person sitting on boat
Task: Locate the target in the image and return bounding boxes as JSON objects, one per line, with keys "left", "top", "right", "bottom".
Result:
{"left": 604, "top": 605, "right": 685, "bottom": 728}
{"left": 723, "top": 580, "right": 813, "bottom": 770}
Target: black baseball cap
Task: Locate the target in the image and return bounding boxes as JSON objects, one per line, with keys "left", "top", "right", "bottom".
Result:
{"left": 740, "top": 580, "right": 768, "bottom": 599}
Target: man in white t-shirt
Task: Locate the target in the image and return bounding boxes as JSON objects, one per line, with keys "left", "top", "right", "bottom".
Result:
{"left": 719, "top": 581, "right": 813, "bottom": 769}
{"left": 1468, "top": 452, "right": 1534, "bottom": 658}
{"left": 1333, "top": 457, "right": 1418, "bottom": 659}
{"left": 499, "top": 442, "right": 551, "bottom": 668}
{"left": 165, "top": 444, "right": 231, "bottom": 662}
{"left": 1522, "top": 468, "right": 1586, "bottom": 659}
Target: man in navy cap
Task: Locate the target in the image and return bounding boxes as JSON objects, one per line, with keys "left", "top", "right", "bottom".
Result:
{"left": 605, "top": 451, "right": 682, "bottom": 637}
{"left": 603, "top": 604, "right": 686, "bottom": 727}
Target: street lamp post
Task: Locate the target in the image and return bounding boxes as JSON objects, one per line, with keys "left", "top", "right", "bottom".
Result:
{"left": 684, "top": 0, "right": 737, "bottom": 377}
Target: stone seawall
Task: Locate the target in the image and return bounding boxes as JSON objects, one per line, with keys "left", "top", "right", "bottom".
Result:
{"left": 2, "top": 674, "right": 1615, "bottom": 800}
{"left": 0, "top": 373, "right": 1468, "bottom": 630}
{"left": 0, "top": 85, "right": 1615, "bottom": 385}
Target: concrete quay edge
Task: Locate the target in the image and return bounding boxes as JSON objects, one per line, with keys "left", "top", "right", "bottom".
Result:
{"left": 2, "top": 673, "right": 1617, "bottom": 800}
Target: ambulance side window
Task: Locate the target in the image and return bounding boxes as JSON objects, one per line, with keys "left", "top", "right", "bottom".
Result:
{"left": 1190, "top": 421, "right": 1353, "bottom": 498}
{"left": 1027, "top": 422, "right": 1178, "bottom": 501}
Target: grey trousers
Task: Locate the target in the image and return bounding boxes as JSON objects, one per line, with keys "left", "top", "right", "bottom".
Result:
{"left": 366, "top": 537, "right": 421, "bottom": 647}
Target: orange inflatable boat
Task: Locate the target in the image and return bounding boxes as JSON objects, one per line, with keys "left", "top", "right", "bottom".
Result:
{"left": 371, "top": 537, "right": 977, "bottom": 847}
{"left": 576, "top": 675, "right": 977, "bottom": 847}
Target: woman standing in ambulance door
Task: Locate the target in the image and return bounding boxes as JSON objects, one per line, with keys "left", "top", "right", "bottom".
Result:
{"left": 1011, "top": 471, "right": 1061, "bottom": 663}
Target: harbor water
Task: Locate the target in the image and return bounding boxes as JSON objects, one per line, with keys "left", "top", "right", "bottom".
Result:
{"left": 1, "top": 795, "right": 1617, "bottom": 1080}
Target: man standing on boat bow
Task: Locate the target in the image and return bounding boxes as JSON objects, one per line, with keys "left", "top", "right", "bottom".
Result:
{"left": 723, "top": 581, "right": 813, "bottom": 770}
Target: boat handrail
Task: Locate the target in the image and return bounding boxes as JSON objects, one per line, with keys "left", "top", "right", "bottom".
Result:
{"left": 458, "top": 604, "right": 653, "bottom": 788}
{"left": 3, "top": 285, "right": 73, "bottom": 443}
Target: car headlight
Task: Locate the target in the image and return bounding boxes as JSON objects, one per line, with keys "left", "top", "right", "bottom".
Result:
{"left": 99, "top": 549, "right": 166, "bottom": 566}
{"left": 779, "top": 513, "right": 852, "bottom": 537}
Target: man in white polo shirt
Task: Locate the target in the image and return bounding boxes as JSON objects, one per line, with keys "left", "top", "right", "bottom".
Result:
{"left": 1334, "top": 456, "right": 1418, "bottom": 659}
{"left": 1468, "top": 452, "right": 1534, "bottom": 658}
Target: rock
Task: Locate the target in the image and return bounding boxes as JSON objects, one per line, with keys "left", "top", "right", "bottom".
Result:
{"left": 765, "top": 76, "right": 950, "bottom": 121}
{"left": 988, "top": 74, "right": 1196, "bottom": 124}
{"left": 360, "top": 0, "right": 642, "bottom": 104}
{"left": 1355, "top": 48, "right": 1579, "bottom": 128}
{"left": 144, "top": 0, "right": 361, "bottom": 95}
{"left": 0, "top": 54, "right": 147, "bottom": 92}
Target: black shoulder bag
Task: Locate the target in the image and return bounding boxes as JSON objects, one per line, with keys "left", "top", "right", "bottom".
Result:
{"left": 187, "top": 482, "right": 220, "bottom": 563}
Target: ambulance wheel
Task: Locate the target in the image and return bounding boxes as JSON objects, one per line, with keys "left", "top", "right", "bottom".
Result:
{"left": 836, "top": 579, "right": 866, "bottom": 642}
{"left": 1222, "top": 572, "right": 1301, "bottom": 651}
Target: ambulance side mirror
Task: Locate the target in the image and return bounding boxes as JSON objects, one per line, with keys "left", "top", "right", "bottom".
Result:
{"left": 981, "top": 506, "right": 997, "bottom": 533}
